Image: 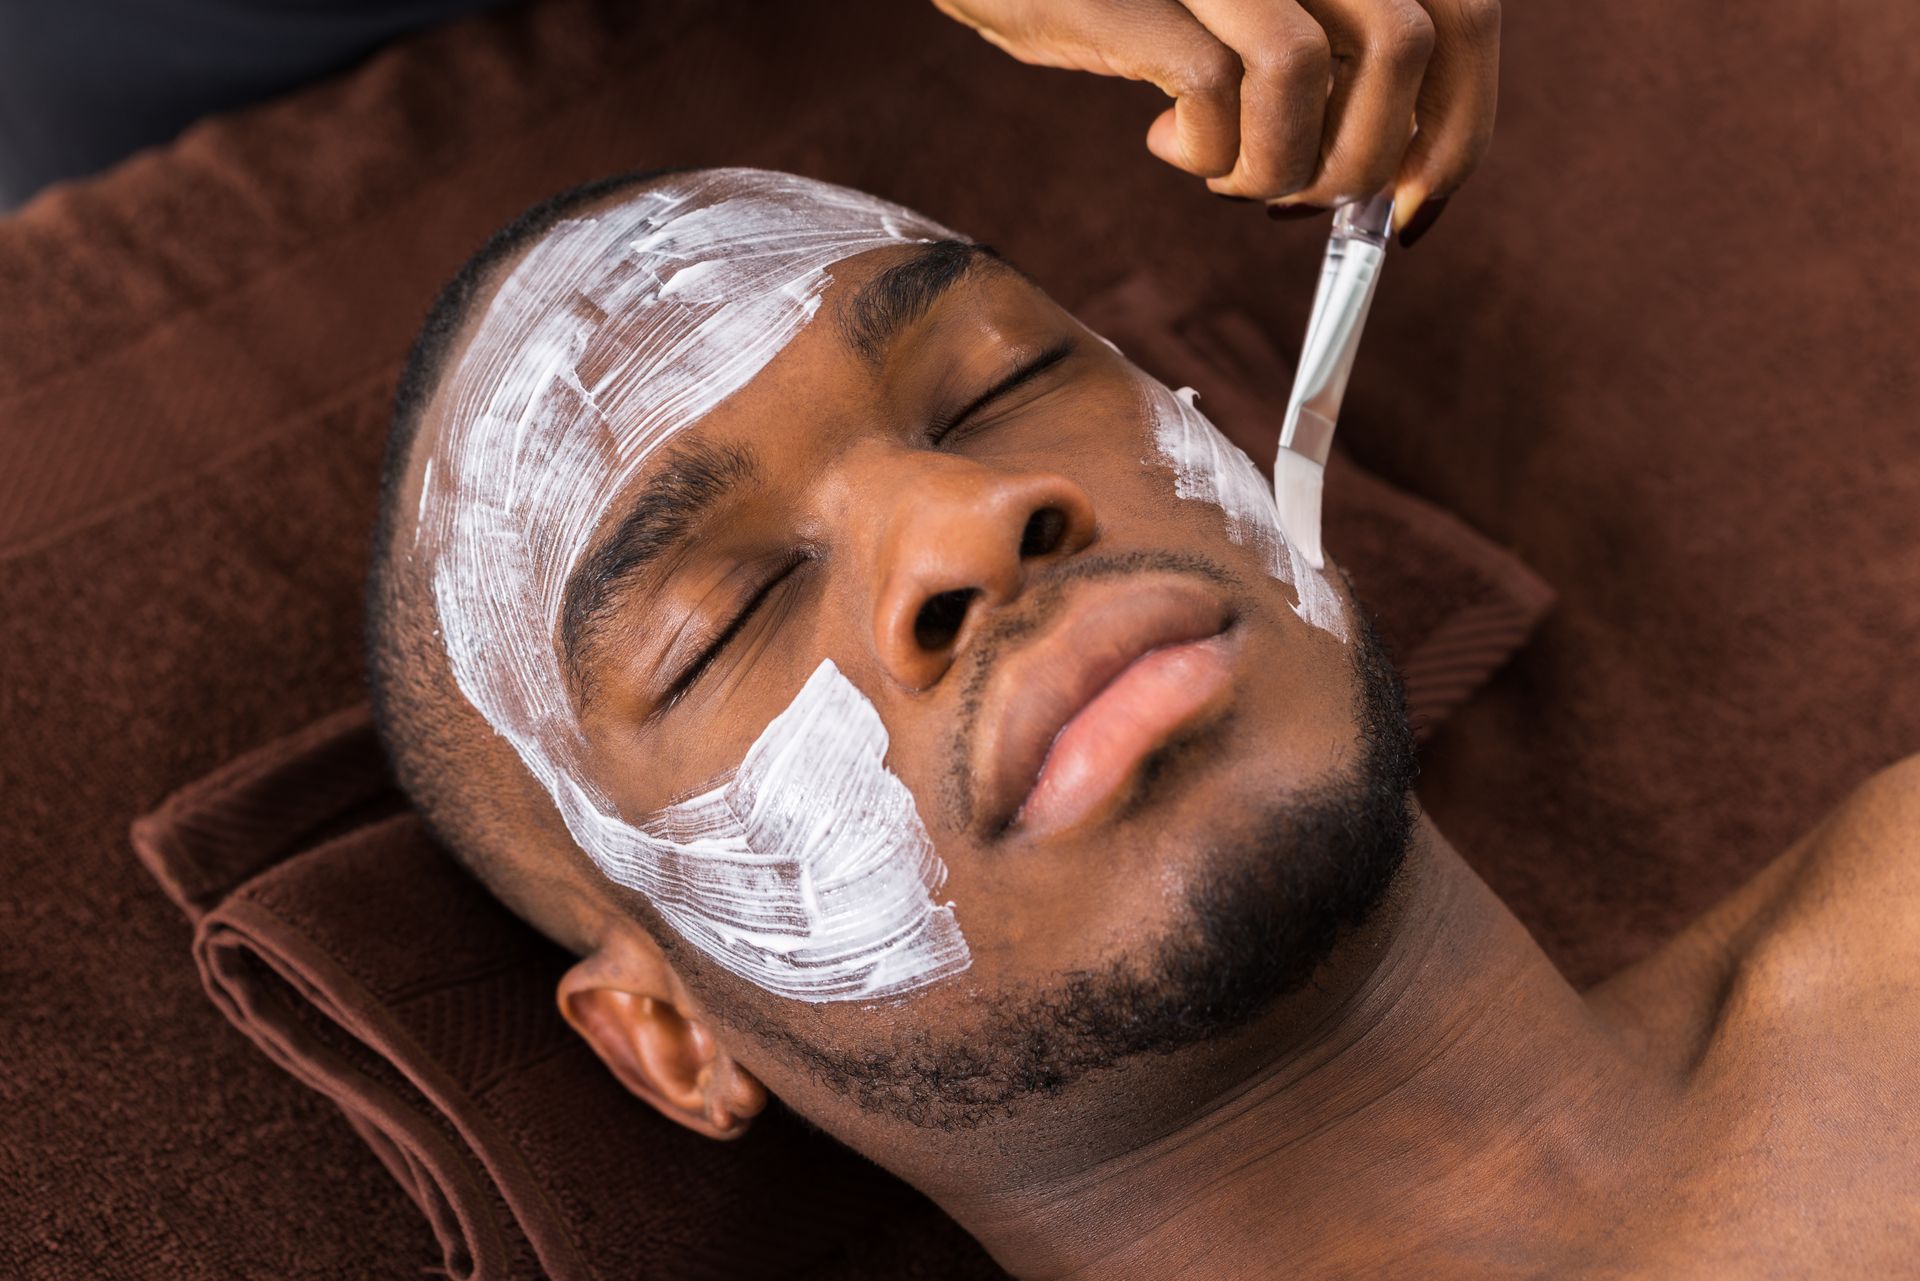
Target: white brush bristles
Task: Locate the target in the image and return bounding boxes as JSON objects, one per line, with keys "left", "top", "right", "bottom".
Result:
{"left": 1145, "top": 384, "right": 1345, "bottom": 640}
{"left": 1271, "top": 447, "right": 1327, "bottom": 572}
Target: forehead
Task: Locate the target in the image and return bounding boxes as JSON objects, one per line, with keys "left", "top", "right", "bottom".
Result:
{"left": 402, "top": 167, "right": 952, "bottom": 808}
{"left": 417, "top": 168, "right": 952, "bottom": 494}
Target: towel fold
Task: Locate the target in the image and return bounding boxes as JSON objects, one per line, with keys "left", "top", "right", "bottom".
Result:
{"left": 153, "top": 768, "right": 968, "bottom": 1281}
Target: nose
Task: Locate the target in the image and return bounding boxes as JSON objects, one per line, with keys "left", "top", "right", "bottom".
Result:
{"left": 864, "top": 452, "right": 1096, "bottom": 691}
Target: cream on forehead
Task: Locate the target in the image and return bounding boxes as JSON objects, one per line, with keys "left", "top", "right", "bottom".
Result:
{"left": 416, "top": 168, "right": 969, "bottom": 1002}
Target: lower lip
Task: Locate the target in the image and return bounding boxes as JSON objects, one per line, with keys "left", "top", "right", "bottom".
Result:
{"left": 1014, "top": 634, "right": 1235, "bottom": 839}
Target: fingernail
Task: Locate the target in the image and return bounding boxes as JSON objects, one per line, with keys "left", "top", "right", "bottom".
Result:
{"left": 1397, "top": 196, "right": 1450, "bottom": 248}
{"left": 1266, "top": 202, "right": 1322, "bottom": 222}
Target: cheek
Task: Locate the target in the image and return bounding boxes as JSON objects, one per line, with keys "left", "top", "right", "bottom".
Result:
{"left": 586, "top": 659, "right": 974, "bottom": 1004}
{"left": 969, "top": 374, "right": 1274, "bottom": 585}
{"left": 1139, "top": 379, "right": 1348, "bottom": 643}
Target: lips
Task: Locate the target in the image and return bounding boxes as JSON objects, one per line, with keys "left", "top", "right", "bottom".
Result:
{"left": 971, "top": 578, "right": 1235, "bottom": 839}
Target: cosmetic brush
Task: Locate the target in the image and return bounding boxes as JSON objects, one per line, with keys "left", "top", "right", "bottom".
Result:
{"left": 1272, "top": 190, "right": 1395, "bottom": 569}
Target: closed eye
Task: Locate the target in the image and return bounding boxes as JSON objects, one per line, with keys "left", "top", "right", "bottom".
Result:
{"left": 660, "top": 552, "right": 806, "bottom": 707}
{"left": 927, "top": 337, "right": 1077, "bottom": 447}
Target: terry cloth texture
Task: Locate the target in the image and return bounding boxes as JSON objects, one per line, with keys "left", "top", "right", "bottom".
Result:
{"left": 127, "top": 276, "right": 1553, "bottom": 1280}
{"left": 1, "top": 0, "right": 1915, "bottom": 1278}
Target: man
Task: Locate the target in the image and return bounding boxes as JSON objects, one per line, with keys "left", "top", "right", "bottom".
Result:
{"left": 363, "top": 163, "right": 1919, "bottom": 1278}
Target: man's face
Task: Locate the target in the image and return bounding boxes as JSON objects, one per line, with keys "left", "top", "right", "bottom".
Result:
{"left": 417, "top": 170, "right": 1411, "bottom": 1132}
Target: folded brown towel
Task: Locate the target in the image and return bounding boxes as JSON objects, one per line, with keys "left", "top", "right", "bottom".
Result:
{"left": 136, "top": 722, "right": 999, "bottom": 1281}
{"left": 131, "top": 287, "right": 1552, "bottom": 1281}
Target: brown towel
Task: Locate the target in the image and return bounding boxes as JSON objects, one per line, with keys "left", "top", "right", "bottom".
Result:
{"left": 16, "top": 0, "right": 1914, "bottom": 1273}
{"left": 136, "top": 717, "right": 999, "bottom": 1281}
{"left": 131, "top": 290, "right": 1552, "bottom": 1280}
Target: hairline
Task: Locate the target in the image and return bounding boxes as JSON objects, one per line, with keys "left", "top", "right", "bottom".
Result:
{"left": 364, "top": 167, "right": 692, "bottom": 957}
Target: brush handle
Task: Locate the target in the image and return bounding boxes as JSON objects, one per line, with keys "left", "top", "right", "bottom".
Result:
{"left": 1277, "top": 192, "right": 1393, "bottom": 466}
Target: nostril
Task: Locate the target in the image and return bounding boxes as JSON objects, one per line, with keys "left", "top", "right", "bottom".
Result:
{"left": 1020, "top": 506, "right": 1068, "bottom": 558}
{"left": 914, "top": 588, "right": 978, "bottom": 653}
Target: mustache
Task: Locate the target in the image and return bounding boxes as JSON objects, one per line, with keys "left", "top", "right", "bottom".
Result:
{"left": 938, "top": 550, "right": 1242, "bottom": 832}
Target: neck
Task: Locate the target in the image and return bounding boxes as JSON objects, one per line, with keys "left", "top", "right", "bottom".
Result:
{"left": 942, "top": 822, "right": 1663, "bottom": 1279}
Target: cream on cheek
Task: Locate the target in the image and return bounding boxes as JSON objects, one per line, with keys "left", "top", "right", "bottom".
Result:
{"left": 415, "top": 169, "right": 969, "bottom": 1002}
{"left": 1143, "top": 380, "right": 1349, "bottom": 642}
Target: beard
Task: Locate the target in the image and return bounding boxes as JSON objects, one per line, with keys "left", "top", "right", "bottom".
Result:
{"left": 751, "top": 603, "right": 1421, "bottom": 1131}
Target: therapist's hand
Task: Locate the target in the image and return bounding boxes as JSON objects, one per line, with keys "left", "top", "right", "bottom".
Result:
{"left": 932, "top": 0, "right": 1498, "bottom": 238}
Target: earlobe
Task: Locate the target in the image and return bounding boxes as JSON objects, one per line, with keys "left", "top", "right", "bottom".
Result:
{"left": 685, "top": 1020, "right": 769, "bottom": 1139}
{"left": 557, "top": 940, "right": 767, "bottom": 1141}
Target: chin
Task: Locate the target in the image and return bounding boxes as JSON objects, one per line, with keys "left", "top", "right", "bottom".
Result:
{"left": 753, "top": 609, "right": 1418, "bottom": 1132}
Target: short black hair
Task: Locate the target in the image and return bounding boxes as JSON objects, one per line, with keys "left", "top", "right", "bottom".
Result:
{"left": 376, "top": 166, "right": 688, "bottom": 545}
{"left": 364, "top": 167, "right": 687, "bottom": 951}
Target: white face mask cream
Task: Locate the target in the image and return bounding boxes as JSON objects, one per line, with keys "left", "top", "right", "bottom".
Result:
{"left": 1144, "top": 381, "right": 1348, "bottom": 641}
{"left": 416, "top": 169, "right": 969, "bottom": 1002}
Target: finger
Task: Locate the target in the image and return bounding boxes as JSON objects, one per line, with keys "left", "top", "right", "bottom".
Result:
{"left": 936, "top": 0, "right": 1248, "bottom": 177}
{"left": 1289, "top": 0, "right": 1434, "bottom": 207}
{"left": 1393, "top": 0, "right": 1500, "bottom": 224}
{"left": 1181, "top": 0, "right": 1332, "bottom": 200}
{"left": 1143, "top": 75, "right": 1240, "bottom": 179}
{"left": 1122, "top": 3, "right": 1245, "bottom": 178}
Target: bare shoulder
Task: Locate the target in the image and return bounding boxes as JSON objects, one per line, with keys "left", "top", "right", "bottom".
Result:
{"left": 1650, "top": 755, "right": 1920, "bottom": 1276}
{"left": 1592, "top": 755, "right": 1920, "bottom": 1041}
{"left": 1714, "top": 750, "right": 1920, "bottom": 1050}
{"left": 1774, "top": 751, "right": 1920, "bottom": 941}
{"left": 1830, "top": 750, "right": 1920, "bottom": 838}
{"left": 1824, "top": 750, "right": 1920, "bottom": 833}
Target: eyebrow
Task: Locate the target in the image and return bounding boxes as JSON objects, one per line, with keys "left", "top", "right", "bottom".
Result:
{"left": 558, "top": 239, "right": 1006, "bottom": 701}
{"left": 559, "top": 437, "right": 760, "bottom": 703}
{"left": 837, "top": 239, "right": 1008, "bottom": 363}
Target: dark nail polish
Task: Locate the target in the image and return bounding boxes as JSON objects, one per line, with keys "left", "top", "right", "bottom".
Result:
{"left": 1214, "top": 193, "right": 1256, "bottom": 204}
{"left": 1397, "top": 196, "right": 1450, "bottom": 248}
{"left": 1265, "top": 203, "right": 1322, "bottom": 221}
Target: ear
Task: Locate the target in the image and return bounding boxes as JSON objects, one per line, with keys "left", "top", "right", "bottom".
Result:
{"left": 556, "top": 929, "right": 767, "bottom": 1140}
